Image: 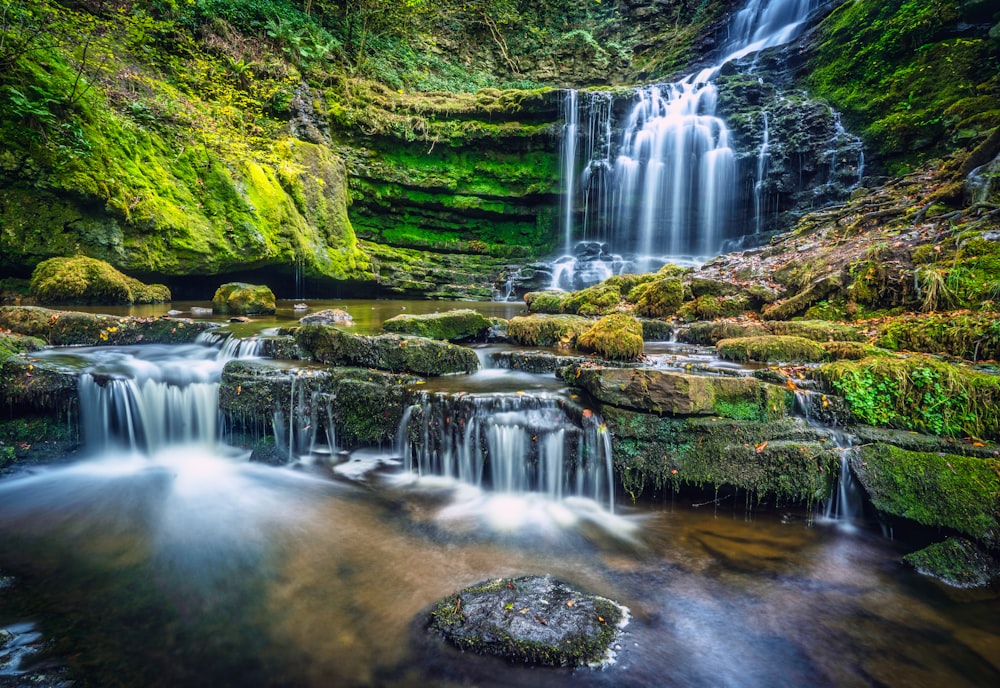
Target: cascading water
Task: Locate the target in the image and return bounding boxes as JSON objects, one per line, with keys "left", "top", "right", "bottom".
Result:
{"left": 398, "top": 392, "right": 615, "bottom": 512}
{"left": 553, "top": 0, "right": 825, "bottom": 288}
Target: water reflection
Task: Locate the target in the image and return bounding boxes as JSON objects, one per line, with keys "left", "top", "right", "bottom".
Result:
{"left": 0, "top": 449, "right": 997, "bottom": 687}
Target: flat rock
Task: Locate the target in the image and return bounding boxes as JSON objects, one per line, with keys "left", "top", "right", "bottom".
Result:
{"left": 428, "top": 575, "right": 626, "bottom": 666}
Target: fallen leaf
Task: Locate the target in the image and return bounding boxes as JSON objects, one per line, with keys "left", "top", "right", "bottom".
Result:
{"left": 755, "top": 441, "right": 768, "bottom": 454}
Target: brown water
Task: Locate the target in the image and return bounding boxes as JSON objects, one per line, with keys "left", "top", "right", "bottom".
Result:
{"left": 0, "top": 448, "right": 997, "bottom": 688}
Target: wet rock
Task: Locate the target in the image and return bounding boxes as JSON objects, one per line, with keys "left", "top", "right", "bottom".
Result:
{"left": 852, "top": 443, "right": 1000, "bottom": 547}
{"left": 903, "top": 538, "right": 1000, "bottom": 589}
{"left": 298, "top": 308, "right": 353, "bottom": 326}
{"left": 211, "top": 282, "right": 276, "bottom": 315}
{"left": 490, "top": 350, "right": 595, "bottom": 374}
{"left": 565, "top": 365, "right": 790, "bottom": 419}
{"left": 717, "top": 335, "right": 827, "bottom": 363}
{"left": 0, "top": 306, "right": 217, "bottom": 346}
{"left": 382, "top": 308, "right": 490, "bottom": 342}
{"left": 602, "top": 408, "right": 837, "bottom": 502}
{"left": 428, "top": 575, "right": 626, "bottom": 667}
{"left": 294, "top": 325, "right": 479, "bottom": 376}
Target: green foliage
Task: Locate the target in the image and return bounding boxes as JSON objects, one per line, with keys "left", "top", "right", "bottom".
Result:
{"left": 576, "top": 313, "right": 644, "bottom": 361}
{"left": 819, "top": 355, "right": 1000, "bottom": 438}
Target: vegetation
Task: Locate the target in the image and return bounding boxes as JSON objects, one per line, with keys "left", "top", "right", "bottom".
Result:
{"left": 817, "top": 355, "right": 1000, "bottom": 439}
{"left": 576, "top": 313, "right": 644, "bottom": 361}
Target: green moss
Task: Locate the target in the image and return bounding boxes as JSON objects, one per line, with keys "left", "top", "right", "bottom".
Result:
{"left": 576, "top": 313, "right": 644, "bottom": 361}
{"left": 902, "top": 538, "right": 1000, "bottom": 588}
{"left": 767, "top": 320, "right": 863, "bottom": 342}
{"left": 0, "top": 305, "right": 216, "bottom": 346}
{"left": 717, "top": 335, "right": 827, "bottom": 363}
{"left": 680, "top": 320, "right": 771, "bottom": 346}
{"left": 808, "top": 0, "right": 1000, "bottom": 169}
{"left": 628, "top": 277, "right": 684, "bottom": 318}
{"left": 382, "top": 308, "right": 490, "bottom": 341}
{"left": 604, "top": 408, "right": 836, "bottom": 504}
{"left": 524, "top": 290, "right": 569, "bottom": 314}
{"left": 212, "top": 282, "right": 276, "bottom": 315}
{"left": 817, "top": 354, "right": 1000, "bottom": 438}
{"left": 821, "top": 341, "right": 889, "bottom": 361}
{"left": 855, "top": 444, "right": 999, "bottom": 546}
{"left": 505, "top": 314, "right": 593, "bottom": 348}
{"left": 30, "top": 256, "right": 170, "bottom": 305}
{"left": 561, "top": 282, "right": 625, "bottom": 316}
{"left": 875, "top": 312, "right": 1000, "bottom": 361}
{"left": 0, "top": 332, "right": 46, "bottom": 364}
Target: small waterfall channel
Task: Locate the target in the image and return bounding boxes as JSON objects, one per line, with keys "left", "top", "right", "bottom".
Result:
{"left": 550, "top": 0, "right": 834, "bottom": 289}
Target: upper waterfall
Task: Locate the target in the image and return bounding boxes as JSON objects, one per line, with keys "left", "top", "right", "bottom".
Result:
{"left": 551, "top": 0, "right": 825, "bottom": 290}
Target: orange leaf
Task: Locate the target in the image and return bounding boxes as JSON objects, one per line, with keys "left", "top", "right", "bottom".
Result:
{"left": 755, "top": 441, "right": 768, "bottom": 454}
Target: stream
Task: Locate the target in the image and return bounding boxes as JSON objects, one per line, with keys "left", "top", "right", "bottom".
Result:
{"left": 0, "top": 300, "right": 998, "bottom": 687}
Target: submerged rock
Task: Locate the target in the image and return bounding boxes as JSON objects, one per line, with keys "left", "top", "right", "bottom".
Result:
{"left": 428, "top": 575, "right": 626, "bottom": 667}
{"left": 298, "top": 308, "right": 353, "bottom": 325}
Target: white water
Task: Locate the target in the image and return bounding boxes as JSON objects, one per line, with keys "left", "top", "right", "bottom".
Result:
{"left": 555, "top": 0, "right": 823, "bottom": 284}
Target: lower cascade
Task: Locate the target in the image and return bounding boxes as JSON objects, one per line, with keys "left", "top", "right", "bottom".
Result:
{"left": 399, "top": 392, "right": 615, "bottom": 512}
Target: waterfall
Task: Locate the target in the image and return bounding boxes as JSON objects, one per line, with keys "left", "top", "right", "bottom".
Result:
{"left": 399, "top": 392, "right": 615, "bottom": 511}
{"left": 555, "top": 0, "right": 824, "bottom": 285}
{"left": 754, "top": 110, "right": 770, "bottom": 234}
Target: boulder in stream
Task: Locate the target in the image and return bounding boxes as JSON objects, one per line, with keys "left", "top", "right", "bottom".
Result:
{"left": 211, "top": 282, "right": 276, "bottom": 315}
{"left": 428, "top": 575, "right": 627, "bottom": 666}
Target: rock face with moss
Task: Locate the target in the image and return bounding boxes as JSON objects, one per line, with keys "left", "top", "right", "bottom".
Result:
{"left": 576, "top": 314, "right": 644, "bottom": 361}
{"left": 212, "top": 283, "right": 277, "bottom": 315}
{"left": 902, "top": 538, "right": 1000, "bottom": 589}
{"left": 428, "top": 576, "right": 626, "bottom": 667}
{"left": 0, "top": 306, "right": 217, "bottom": 346}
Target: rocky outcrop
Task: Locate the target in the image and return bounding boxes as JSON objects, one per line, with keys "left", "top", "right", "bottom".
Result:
{"left": 428, "top": 575, "right": 626, "bottom": 666}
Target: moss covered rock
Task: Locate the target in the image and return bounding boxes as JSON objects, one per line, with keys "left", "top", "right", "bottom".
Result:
{"left": 717, "top": 335, "right": 827, "bottom": 363}
{"left": 428, "top": 575, "right": 625, "bottom": 667}
{"left": 30, "top": 256, "right": 170, "bottom": 305}
{"left": 852, "top": 444, "right": 999, "bottom": 547}
{"left": 212, "top": 283, "right": 276, "bottom": 315}
{"left": 0, "top": 306, "right": 216, "bottom": 346}
{"left": 382, "top": 308, "right": 490, "bottom": 342}
{"left": 630, "top": 277, "right": 684, "bottom": 318}
{"left": 767, "top": 320, "right": 863, "bottom": 342}
{"left": 875, "top": 312, "right": 1000, "bottom": 362}
{"left": 902, "top": 538, "right": 1000, "bottom": 589}
{"left": 604, "top": 408, "right": 837, "bottom": 502}
{"left": 524, "top": 290, "right": 569, "bottom": 314}
{"left": 679, "top": 320, "right": 771, "bottom": 345}
{"left": 565, "top": 365, "right": 790, "bottom": 419}
{"left": 219, "top": 360, "right": 416, "bottom": 449}
{"left": 577, "top": 314, "right": 644, "bottom": 361}
{"left": 294, "top": 325, "right": 478, "bottom": 376}
{"left": 0, "top": 332, "right": 46, "bottom": 363}
{"left": 505, "top": 314, "right": 593, "bottom": 348}
{"left": 817, "top": 354, "right": 1000, "bottom": 439}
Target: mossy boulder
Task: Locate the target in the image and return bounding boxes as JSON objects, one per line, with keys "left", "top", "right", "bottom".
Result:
{"left": 382, "top": 309, "right": 490, "bottom": 342}
{"left": 561, "top": 282, "right": 625, "bottom": 316}
{"left": 902, "top": 538, "right": 1000, "bottom": 589}
{"left": 428, "top": 575, "right": 625, "bottom": 667}
{"left": 717, "top": 335, "right": 827, "bottom": 363}
{"left": 565, "top": 365, "right": 790, "bottom": 419}
{"left": 677, "top": 294, "right": 750, "bottom": 321}
{"left": 577, "top": 314, "right": 644, "bottom": 361}
{"left": 30, "top": 256, "right": 170, "bottom": 305}
{"left": 0, "top": 358, "right": 77, "bottom": 415}
{"left": 603, "top": 407, "right": 837, "bottom": 502}
{"left": 816, "top": 354, "right": 1000, "bottom": 439}
{"left": 505, "top": 314, "right": 593, "bottom": 348}
{"left": 0, "top": 332, "right": 46, "bottom": 364}
{"left": 524, "top": 290, "right": 569, "bottom": 314}
{"left": 294, "top": 325, "right": 478, "bottom": 376}
{"left": 629, "top": 277, "right": 684, "bottom": 318}
{"left": 852, "top": 444, "right": 1000, "bottom": 547}
{"left": 212, "top": 283, "right": 276, "bottom": 315}
{"left": 0, "top": 306, "right": 216, "bottom": 346}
